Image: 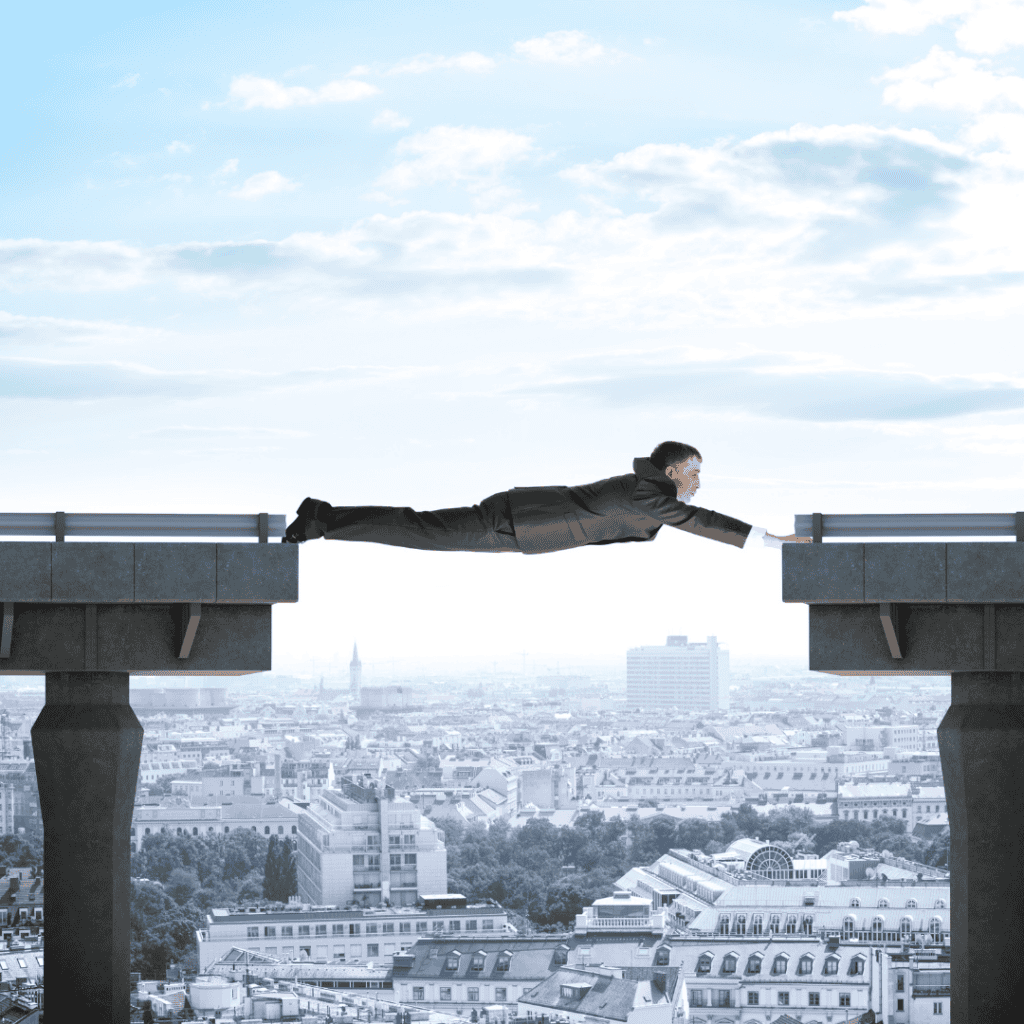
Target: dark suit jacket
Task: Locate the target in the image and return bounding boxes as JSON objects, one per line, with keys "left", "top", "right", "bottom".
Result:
{"left": 507, "top": 457, "right": 753, "bottom": 554}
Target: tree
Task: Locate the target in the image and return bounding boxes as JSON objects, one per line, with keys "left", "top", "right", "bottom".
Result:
{"left": 263, "top": 836, "right": 282, "bottom": 902}
{"left": 165, "top": 868, "right": 201, "bottom": 906}
{"left": 142, "top": 1002, "right": 154, "bottom": 1024}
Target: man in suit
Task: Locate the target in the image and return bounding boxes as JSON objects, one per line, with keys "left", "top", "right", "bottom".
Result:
{"left": 282, "top": 440, "right": 810, "bottom": 552}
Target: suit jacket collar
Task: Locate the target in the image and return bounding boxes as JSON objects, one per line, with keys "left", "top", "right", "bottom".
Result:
{"left": 633, "top": 457, "right": 678, "bottom": 493}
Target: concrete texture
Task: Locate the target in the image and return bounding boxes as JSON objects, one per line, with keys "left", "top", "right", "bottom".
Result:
{"left": 52, "top": 542, "right": 136, "bottom": 602}
{"left": 216, "top": 543, "right": 299, "bottom": 603}
{"left": 32, "top": 672, "right": 143, "bottom": 1024}
{"left": 134, "top": 543, "right": 217, "bottom": 602}
{"left": 0, "top": 603, "right": 272, "bottom": 673}
{"left": 864, "top": 543, "right": 947, "bottom": 602}
{"left": 938, "top": 672, "right": 1024, "bottom": 1024}
{"left": 781, "top": 543, "right": 864, "bottom": 603}
{"left": 947, "top": 543, "right": 1024, "bottom": 603}
{"left": 783, "top": 542, "right": 1024, "bottom": 604}
{"left": 0, "top": 543, "right": 50, "bottom": 601}
{"left": 0, "top": 543, "right": 298, "bottom": 603}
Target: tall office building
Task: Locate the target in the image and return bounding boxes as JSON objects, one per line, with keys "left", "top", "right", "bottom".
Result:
{"left": 626, "top": 635, "right": 730, "bottom": 712}
{"left": 350, "top": 643, "right": 362, "bottom": 704}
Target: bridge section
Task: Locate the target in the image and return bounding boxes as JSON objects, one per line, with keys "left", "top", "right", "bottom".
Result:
{"left": 0, "top": 512, "right": 297, "bottom": 1023}
{"left": 785, "top": 512, "right": 1024, "bottom": 1024}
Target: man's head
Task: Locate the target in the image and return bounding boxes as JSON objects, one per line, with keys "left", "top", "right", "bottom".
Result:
{"left": 650, "top": 441, "right": 702, "bottom": 502}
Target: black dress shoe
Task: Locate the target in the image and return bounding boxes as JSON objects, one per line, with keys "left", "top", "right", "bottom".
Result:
{"left": 282, "top": 497, "right": 329, "bottom": 543}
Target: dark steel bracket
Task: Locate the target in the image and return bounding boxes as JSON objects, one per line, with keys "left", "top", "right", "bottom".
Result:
{"left": 176, "top": 603, "right": 202, "bottom": 659}
{"left": 879, "top": 602, "right": 906, "bottom": 659}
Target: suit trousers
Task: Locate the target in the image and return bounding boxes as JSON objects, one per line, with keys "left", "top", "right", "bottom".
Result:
{"left": 319, "top": 491, "right": 521, "bottom": 552}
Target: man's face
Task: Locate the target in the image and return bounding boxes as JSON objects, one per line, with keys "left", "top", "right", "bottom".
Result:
{"left": 664, "top": 456, "right": 701, "bottom": 501}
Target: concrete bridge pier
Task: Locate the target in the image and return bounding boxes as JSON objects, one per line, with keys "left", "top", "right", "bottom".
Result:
{"left": 938, "top": 671, "right": 1024, "bottom": 1024}
{"left": 31, "top": 671, "right": 143, "bottom": 1021}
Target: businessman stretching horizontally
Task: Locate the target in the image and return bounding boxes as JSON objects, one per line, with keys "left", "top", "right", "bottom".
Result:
{"left": 282, "top": 441, "right": 810, "bottom": 554}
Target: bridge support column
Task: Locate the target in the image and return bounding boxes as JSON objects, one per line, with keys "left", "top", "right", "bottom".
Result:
{"left": 31, "top": 672, "right": 143, "bottom": 1024}
{"left": 938, "top": 671, "right": 1024, "bottom": 1024}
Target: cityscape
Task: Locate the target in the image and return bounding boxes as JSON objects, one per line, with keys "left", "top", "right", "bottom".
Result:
{"left": 0, "top": 630, "right": 952, "bottom": 1022}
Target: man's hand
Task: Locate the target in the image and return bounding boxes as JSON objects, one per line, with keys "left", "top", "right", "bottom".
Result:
{"left": 767, "top": 533, "right": 812, "bottom": 543}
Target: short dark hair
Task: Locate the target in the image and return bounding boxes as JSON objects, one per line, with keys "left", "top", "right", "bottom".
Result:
{"left": 650, "top": 441, "right": 702, "bottom": 472}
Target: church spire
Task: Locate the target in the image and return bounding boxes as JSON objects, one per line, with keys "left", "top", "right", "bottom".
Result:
{"left": 349, "top": 642, "right": 362, "bottom": 703}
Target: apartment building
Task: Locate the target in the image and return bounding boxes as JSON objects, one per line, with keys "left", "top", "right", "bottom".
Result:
{"left": 0, "top": 868, "right": 43, "bottom": 945}
{"left": 626, "top": 636, "right": 729, "bottom": 712}
{"left": 296, "top": 780, "right": 446, "bottom": 908}
{"left": 196, "top": 897, "right": 509, "bottom": 972}
{"left": 131, "top": 799, "right": 299, "bottom": 852}
{"left": 837, "top": 782, "right": 916, "bottom": 830}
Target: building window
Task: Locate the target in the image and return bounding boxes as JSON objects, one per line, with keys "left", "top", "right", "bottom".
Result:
{"left": 433, "top": 922, "right": 445, "bottom": 933}
{"left": 897, "top": 998, "right": 904, "bottom": 1010}
{"left": 350, "top": 924, "right": 360, "bottom": 936}
{"left": 897, "top": 974, "right": 905, "bottom": 991}
{"left": 466, "top": 920, "right": 477, "bottom": 931}
{"left": 333, "top": 925, "right": 345, "bottom": 935}
{"left": 400, "top": 923, "right": 411, "bottom": 933}
{"left": 746, "top": 956, "right": 761, "bottom": 975}
{"left": 750, "top": 915, "right": 763, "bottom": 935}
{"left": 366, "top": 924, "right": 378, "bottom": 935}
{"left": 264, "top": 927, "right": 276, "bottom": 937}
{"left": 412, "top": 988, "right": 425, "bottom": 1001}
{"left": 809, "top": 992, "right": 820, "bottom": 1005}
{"left": 382, "top": 923, "right": 395, "bottom": 934}
{"left": 697, "top": 956, "right": 712, "bottom": 975}
{"left": 715, "top": 991, "right": 731, "bottom": 1008}
{"left": 282, "top": 926, "right": 293, "bottom": 937}
{"left": 654, "top": 947, "right": 670, "bottom": 966}
{"left": 353, "top": 855, "right": 365, "bottom": 867}
{"left": 247, "top": 927, "right": 258, "bottom": 938}
{"left": 849, "top": 957, "right": 865, "bottom": 976}
{"left": 481, "top": 920, "right": 494, "bottom": 931}
{"left": 445, "top": 954, "right": 461, "bottom": 970}
{"left": 367, "top": 944, "right": 379, "bottom": 956}
{"left": 747, "top": 991, "right": 759, "bottom": 1005}
{"left": 467, "top": 988, "right": 480, "bottom": 1002}
{"left": 933, "top": 1002, "right": 944, "bottom": 1014}
{"left": 798, "top": 956, "right": 813, "bottom": 975}
{"left": 471, "top": 954, "right": 485, "bottom": 971}
{"left": 316, "top": 925, "right": 327, "bottom": 936}
{"left": 840, "top": 994, "right": 851, "bottom": 1007}
{"left": 416, "top": 922, "right": 428, "bottom": 933}
{"left": 405, "top": 853, "right": 417, "bottom": 865}
{"left": 778, "top": 992, "right": 790, "bottom": 1006}
{"left": 772, "top": 956, "right": 788, "bottom": 975}
{"left": 824, "top": 957, "right": 838, "bottom": 975}
{"left": 439, "top": 988, "right": 452, "bottom": 1002}
{"left": 494, "top": 988, "right": 506, "bottom": 1002}
{"left": 496, "top": 953, "right": 511, "bottom": 972}
{"left": 298, "top": 926, "right": 310, "bottom": 936}
{"left": 721, "top": 955, "right": 736, "bottom": 974}
{"left": 265, "top": 826, "right": 270, "bottom": 834}
{"left": 690, "top": 990, "right": 705, "bottom": 1007}
{"left": 449, "top": 921, "right": 461, "bottom": 932}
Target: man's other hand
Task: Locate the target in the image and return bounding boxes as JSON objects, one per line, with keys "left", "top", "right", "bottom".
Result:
{"left": 768, "top": 533, "right": 812, "bottom": 543}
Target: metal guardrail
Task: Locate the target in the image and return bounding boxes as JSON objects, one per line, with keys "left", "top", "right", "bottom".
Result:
{"left": 794, "top": 512, "right": 1024, "bottom": 542}
{"left": 0, "top": 512, "right": 285, "bottom": 541}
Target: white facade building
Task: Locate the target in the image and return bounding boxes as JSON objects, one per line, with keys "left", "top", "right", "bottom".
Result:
{"left": 296, "top": 780, "right": 447, "bottom": 908}
{"left": 626, "top": 636, "right": 729, "bottom": 712}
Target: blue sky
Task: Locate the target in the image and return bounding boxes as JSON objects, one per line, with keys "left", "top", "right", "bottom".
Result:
{"left": 4, "top": 0, "right": 1024, "bottom": 678}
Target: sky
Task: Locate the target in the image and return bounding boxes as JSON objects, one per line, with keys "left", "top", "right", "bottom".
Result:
{"left": 4, "top": 0, "right": 1024, "bottom": 678}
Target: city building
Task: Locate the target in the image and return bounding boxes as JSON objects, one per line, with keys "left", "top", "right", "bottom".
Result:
{"left": 676, "top": 935, "right": 876, "bottom": 1021}
{"left": 837, "top": 782, "right": 915, "bottom": 830}
{"left": 519, "top": 965, "right": 682, "bottom": 1024}
{"left": 197, "top": 898, "right": 510, "bottom": 972}
{"left": 295, "top": 780, "right": 447, "bottom": 907}
{"left": 131, "top": 798, "right": 299, "bottom": 852}
{"left": 626, "top": 636, "right": 729, "bottom": 712}
{"left": 0, "top": 868, "right": 43, "bottom": 945}
{"left": 391, "top": 937, "right": 567, "bottom": 1016}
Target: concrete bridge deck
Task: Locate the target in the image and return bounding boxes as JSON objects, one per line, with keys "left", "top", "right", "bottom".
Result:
{"left": 786, "top": 511, "right": 1024, "bottom": 1024}
{"left": 0, "top": 512, "right": 296, "bottom": 1022}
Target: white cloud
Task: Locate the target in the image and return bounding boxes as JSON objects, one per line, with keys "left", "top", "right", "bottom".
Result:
{"left": 113, "top": 74, "right": 139, "bottom": 88}
{"left": 376, "top": 126, "right": 536, "bottom": 193}
{"left": 227, "top": 74, "right": 378, "bottom": 109}
{"left": 388, "top": 52, "right": 496, "bottom": 75}
{"left": 372, "top": 109, "right": 411, "bottom": 130}
{"left": 213, "top": 158, "right": 239, "bottom": 177}
{"left": 7, "top": 119, "right": 1024, "bottom": 328}
{"left": 160, "top": 173, "right": 192, "bottom": 182}
{"left": 166, "top": 140, "right": 192, "bottom": 154}
{"left": 835, "top": 0, "right": 1024, "bottom": 55}
{"left": 878, "top": 45, "right": 1024, "bottom": 111}
{"left": 227, "top": 171, "right": 300, "bottom": 200}
{"left": 512, "top": 30, "right": 609, "bottom": 64}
